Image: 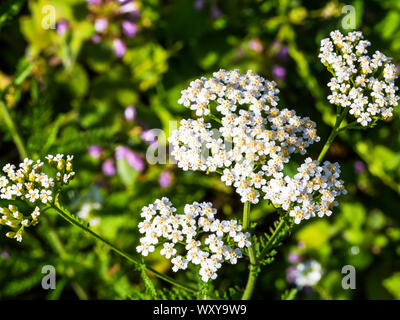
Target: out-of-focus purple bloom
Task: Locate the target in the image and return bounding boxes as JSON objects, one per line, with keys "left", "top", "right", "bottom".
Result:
{"left": 120, "top": 1, "right": 139, "bottom": 14}
{"left": 141, "top": 129, "right": 157, "bottom": 144}
{"left": 122, "top": 21, "right": 138, "bottom": 38}
{"left": 194, "top": 0, "right": 205, "bottom": 10}
{"left": 159, "top": 171, "right": 172, "bottom": 188}
{"left": 92, "top": 34, "right": 101, "bottom": 43}
{"left": 88, "top": 145, "right": 102, "bottom": 158}
{"left": 288, "top": 252, "right": 300, "bottom": 264}
{"left": 211, "top": 4, "right": 222, "bottom": 19}
{"left": 115, "top": 146, "right": 145, "bottom": 171}
{"left": 149, "top": 140, "right": 158, "bottom": 149}
{"left": 297, "top": 241, "right": 306, "bottom": 250}
{"left": 272, "top": 65, "right": 286, "bottom": 80}
{"left": 278, "top": 45, "right": 289, "bottom": 60}
{"left": 354, "top": 160, "right": 366, "bottom": 174}
{"left": 57, "top": 20, "right": 69, "bottom": 36}
{"left": 113, "top": 38, "right": 126, "bottom": 58}
{"left": 248, "top": 38, "right": 263, "bottom": 53}
{"left": 125, "top": 150, "right": 145, "bottom": 171}
{"left": 115, "top": 146, "right": 128, "bottom": 160}
{"left": 95, "top": 18, "right": 108, "bottom": 33}
{"left": 124, "top": 105, "right": 136, "bottom": 121}
{"left": 1, "top": 251, "right": 10, "bottom": 259}
{"left": 286, "top": 266, "right": 296, "bottom": 283}
{"left": 102, "top": 159, "right": 116, "bottom": 176}
{"left": 87, "top": 0, "right": 102, "bottom": 4}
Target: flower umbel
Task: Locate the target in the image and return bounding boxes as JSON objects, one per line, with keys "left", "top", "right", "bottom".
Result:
{"left": 169, "top": 69, "right": 320, "bottom": 204}
{"left": 319, "top": 30, "right": 399, "bottom": 126}
{"left": 264, "top": 157, "right": 347, "bottom": 224}
{"left": 0, "top": 154, "right": 75, "bottom": 242}
{"left": 136, "top": 197, "right": 251, "bottom": 282}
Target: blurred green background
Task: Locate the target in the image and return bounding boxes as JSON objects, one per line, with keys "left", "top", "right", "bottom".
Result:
{"left": 0, "top": 0, "right": 399, "bottom": 299}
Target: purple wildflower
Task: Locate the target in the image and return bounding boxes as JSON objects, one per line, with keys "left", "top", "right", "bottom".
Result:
{"left": 57, "top": 20, "right": 69, "bottom": 36}
{"left": 94, "top": 18, "right": 108, "bottom": 33}
{"left": 194, "top": 0, "right": 205, "bottom": 10}
{"left": 272, "top": 65, "right": 286, "bottom": 80}
{"left": 122, "top": 21, "right": 138, "bottom": 38}
{"left": 102, "top": 159, "right": 116, "bottom": 176}
{"left": 288, "top": 252, "right": 300, "bottom": 264}
{"left": 124, "top": 105, "right": 136, "bottom": 121}
{"left": 113, "top": 38, "right": 127, "bottom": 58}
{"left": 159, "top": 171, "right": 172, "bottom": 188}
{"left": 115, "top": 146, "right": 144, "bottom": 171}
{"left": 354, "top": 161, "right": 366, "bottom": 174}
{"left": 248, "top": 38, "right": 263, "bottom": 53}
{"left": 286, "top": 266, "right": 296, "bottom": 284}
{"left": 88, "top": 145, "right": 102, "bottom": 158}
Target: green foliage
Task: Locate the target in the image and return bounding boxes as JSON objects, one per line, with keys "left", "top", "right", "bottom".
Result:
{"left": 0, "top": 0, "right": 399, "bottom": 300}
{"left": 0, "top": 0, "right": 25, "bottom": 31}
{"left": 383, "top": 273, "right": 400, "bottom": 299}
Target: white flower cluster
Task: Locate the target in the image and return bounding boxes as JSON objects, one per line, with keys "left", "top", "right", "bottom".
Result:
{"left": 136, "top": 197, "right": 251, "bottom": 282}
{"left": 293, "top": 260, "right": 322, "bottom": 289}
{"left": 263, "top": 157, "right": 347, "bottom": 224}
{"left": 169, "top": 69, "right": 320, "bottom": 204}
{"left": 0, "top": 154, "right": 75, "bottom": 242}
{"left": 319, "top": 30, "right": 399, "bottom": 126}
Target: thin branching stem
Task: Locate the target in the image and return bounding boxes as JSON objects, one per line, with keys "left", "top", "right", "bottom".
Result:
{"left": 50, "top": 202, "right": 199, "bottom": 294}
{"left": 257, "top": 218, "right": 286, "bottom": 263}
{"left": 241, "top": 201, "right": 258, "bottom": 300}
{"left": 317, "top": 106, "right": 350, "bottom": 162}
{"left": 0, "top": 100, "right": 28, "bottom": 159}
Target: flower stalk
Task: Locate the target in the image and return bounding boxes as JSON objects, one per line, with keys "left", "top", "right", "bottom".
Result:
{"left": 50, "top": 201, "right": 199, "bottom": 294}
{"left": 241, "top": 202, "right": 257, "bottom": 300}
{"left": 0, "top": 100, "right": 28, "bottom": 159}
{"left": 317, "top": 106, "right": 350, "bottom": 162}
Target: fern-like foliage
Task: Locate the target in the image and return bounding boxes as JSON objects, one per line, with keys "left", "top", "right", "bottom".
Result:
{"left": 281, "top": 288, "right": 298, "bottom": 300}
{"left": 0, "top": 0, "right": 26, "bottom": 32}
{"left": 254, "top": 217, "right": 293, "bottom": 267}
{"left": 50, "top": 127, "right": 114, "bottom": 155}
{"left": 140, "top": 267, "right": 158, "bottom": 299}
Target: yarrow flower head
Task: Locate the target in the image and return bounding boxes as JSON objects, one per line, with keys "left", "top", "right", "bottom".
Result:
{"left": 136, "top": 197, "right": 251, "bottom": 282}
{"left": 263, "top": 157, "right": 347, "bottom": 224}
{"left": 0, "top": 154, "right": 75, "bottom": 242}
{"left": 319, "top": 30, "right": 399, "bottom": 126}
{"left": 169, "top": 69, "right": 321, "bottom": 204}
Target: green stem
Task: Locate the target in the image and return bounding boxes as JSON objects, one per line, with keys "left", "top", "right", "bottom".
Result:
{"left": 317, "top": 106, "right": 350, "bottom": 162}
{"left": 50, "top": 203, "right": 198, "bottom": 294}
{"left": 337, "top": 120, "right": 360, "bottom": 132}
{"left": 242, "top": 201, "right": 251, "bottom": 230}
{"left": 241, "top": 202, "right": 257, "bottom": 300}
{"left": 0, "top": 100, "right": 28, "bottom": 159}
{"left": 46, "top": 225, "right": 89, "bottom": 300}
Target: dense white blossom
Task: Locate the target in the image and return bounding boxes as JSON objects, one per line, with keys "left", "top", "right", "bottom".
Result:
{"left": 136, "top": 197, "right": 251, "bottom": 282}
{"left": 263, "top": 157, "right": 347, "bottom": 224}
{"left": 169, "top": 69, "right": 320, "bottom": 204}
{"left": 0, "top": 154, "right": 75, "bottom": 242}
{"left": 319, "top": 30, "right": 399, "bottom": 126}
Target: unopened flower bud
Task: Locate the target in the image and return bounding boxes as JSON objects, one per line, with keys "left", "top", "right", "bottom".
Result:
{"left": 5, "top": 231, "right": 15, "bottom": 238}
